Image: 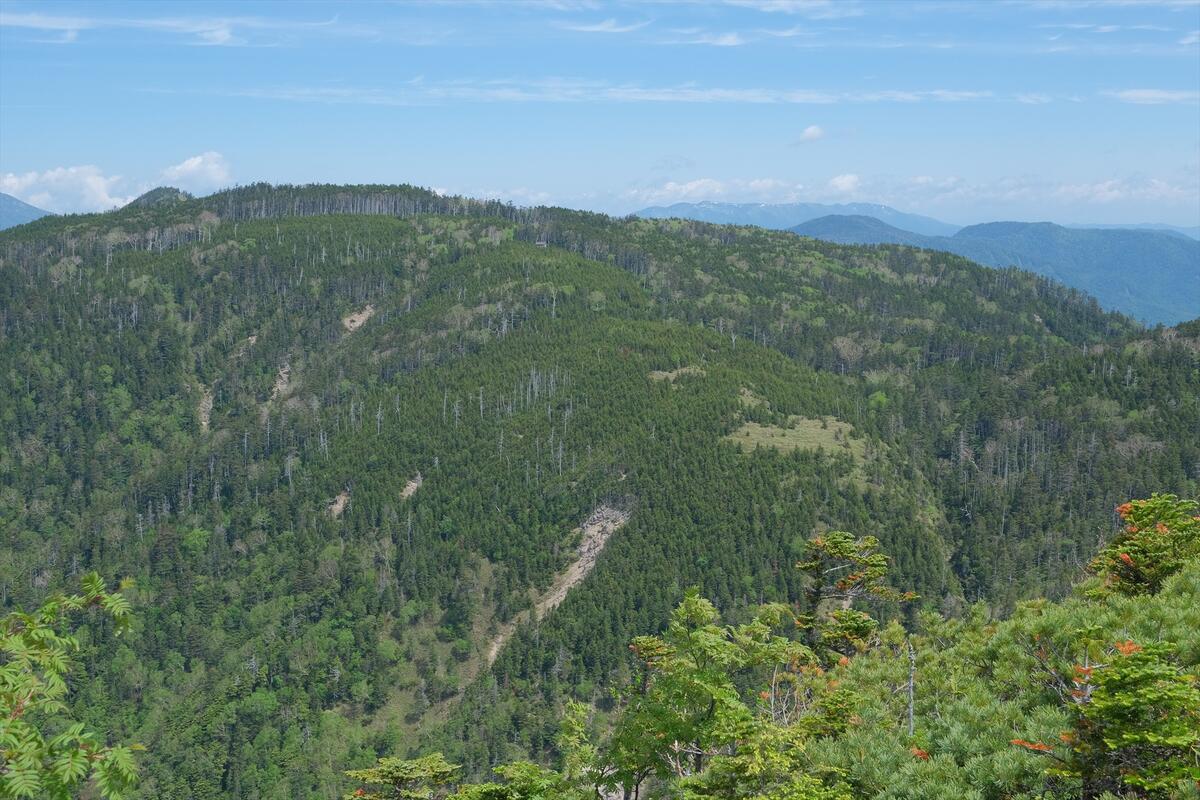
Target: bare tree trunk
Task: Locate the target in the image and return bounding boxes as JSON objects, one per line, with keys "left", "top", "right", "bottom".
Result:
{"left": 906, "top": 638, "right": 916, "bottom": 737}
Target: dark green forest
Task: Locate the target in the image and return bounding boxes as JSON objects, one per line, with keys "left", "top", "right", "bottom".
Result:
{"left": 0, "top": 184, "right": 1196, "bottom": 798}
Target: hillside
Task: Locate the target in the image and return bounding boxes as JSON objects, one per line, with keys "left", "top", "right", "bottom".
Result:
{"left": 0, "top": 191, "right": 52, "bottom": 229}
{"left": 635, "top": 200, "right": 960, "bottom": 236}
{"left": 791, "top": 216, "right": 1200, "bottom": 325}
{"left": 1, "top": 184, "right": 1196, "bottom": 798}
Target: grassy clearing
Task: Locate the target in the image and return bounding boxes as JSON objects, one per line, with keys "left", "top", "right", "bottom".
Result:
{"left": 737, "top": 387, "right": 767, "bottom": 408}
{"left": 727, "top": 416, "right": 865, "bottom": 462}
{"left": 648, "top": 366, "right": 706, "bottom": 382}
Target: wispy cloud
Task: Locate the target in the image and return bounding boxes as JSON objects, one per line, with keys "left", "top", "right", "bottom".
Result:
{"left": 679, "top": 31, "right": 747, "bottom": 45}
{"left": 760, "top": 25, "right": 816, "bottom": 37}
{"left": 1011, "top": 0, "right": 1200, "bottom": 9}
{"left": 559, "top": 18, "right": 650, "bottom": 33}
{"left": 0, "top": 10, "right": 375, "bottom": 47}
{"left": 725, "top": 0, "right": 865, "bottom": 19}
{"left": 1104, "top": 88, "right": 1200, "bottom": 103}
{"left": 215, "top": 79, "right": 1007, "bottom": 106}
{"left": 1180, "top": 29, "right": 1200, "bottom": 44}
{"left": 1035, "top": 22, "right": 1165, "bottom": 32}
{"left": 659, "top": 28, "right": 748, "bottom": 46}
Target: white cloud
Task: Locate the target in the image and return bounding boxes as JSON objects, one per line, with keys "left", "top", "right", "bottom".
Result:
{"left": 622, "top": 177, "right": 805, "bottom": 206}
{"left": 1104, "top": 88, "right": 1200, "bottom": 104}
{"left": 1, "top": 151, "right": 233, "bottom": 213}
{"left": 161, "top": 151, "right": 232, "bottom": 191}
{"left": 875, "top": 173, "right": 1198, "bottom": 219}
{"left": 0, "top": 165, "right": 136, "bottom": 213}
{"left": 1016, "top": 92, "right": 1053, "bottom": 104}
{"left": 452, "top": 170, "right": 1197, "bottom": 221}
{"left": 467, "top": 186, "right": 554, "bottom": 205}
{"left": 1054, "top": 179, "right": 1126, "bottom": 203}
{"left": 747, "top": 178, "right": 790, "bottom": 192}
{"left": 629, "top": 178, "right": 730, "bottom": 204}
{"left": 616, "top": 170, "right": 1199, "bottom": 217}
{"left": 798, "top": 124, "right": 825, "bottom": 141}
{"left": 725, "top": 0, "right": 865, "bottom": 19}
{"left": 1181, "top": 30, "right": 1200, "bottom": 45}
{"left": 1053, "top": 177, "right": 1192, "bottom": 203}
{"left": 560, "top": 18, "right": 650, "bottom": 33}
{"left": 828, "top": 173, "right": 861, "bottom": 193}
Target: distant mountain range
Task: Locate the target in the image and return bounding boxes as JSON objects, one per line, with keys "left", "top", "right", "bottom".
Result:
{"left": 790, "top": 215, "right": 1200, "bottom": 325}
{"left": 1068, "top": 222, "right": 1200, "bottom": 240}
{"left": 633, "top": 200, "right": 1200, "bottom": 242}
{"left": 635, "top": 200, "right": 961, "bottom": 236}
{"left": 0, "top": 192, "right": 52, "bottom": 229}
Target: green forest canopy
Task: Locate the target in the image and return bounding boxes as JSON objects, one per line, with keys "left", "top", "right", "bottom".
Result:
{"left": 0, "top": 184, "right": 1195, "bottom": 797}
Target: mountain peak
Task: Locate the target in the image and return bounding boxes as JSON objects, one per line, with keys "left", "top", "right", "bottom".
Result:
{"left": 0, "top": 192, "right": 53, "bottom": 230}
{"left": 126, "top": 186, "right": 194, "bottom": 208}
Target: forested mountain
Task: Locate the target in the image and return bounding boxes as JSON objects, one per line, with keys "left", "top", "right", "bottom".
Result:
{"left": 790, "top": 216, "right": 1200, "bottom": 325}
{"left": 634, "top": 201, "right": 960, "bottom": 236}
{"left": 0, "top": 192, "right": 51, "bottom": 230}
{"left": 1, "top": 184, "right": 1197, "bottom": 798}
{"left": 787, "top": 215, "right": 932, "bottom": 247}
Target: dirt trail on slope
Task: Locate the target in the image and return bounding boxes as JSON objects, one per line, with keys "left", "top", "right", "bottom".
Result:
{"left": 260, "top": 361, "right": 292, "bottom": 423}
{"left": 270, "top": 362, "right": 291, "bottom": 401}
{"left": 485, "top": 504, "right": 630, "bottom": 665}
{"left": 343, "top": 304, "right": 375, "bottom": 332}
{"left": 328, "top": 489, "right": 350, "bottom": 517}
{"left": 198, "top": 388, "right": 213, "bottom": 432}
{"left": 401, "top": 473, "right": 423, "bottom": 499}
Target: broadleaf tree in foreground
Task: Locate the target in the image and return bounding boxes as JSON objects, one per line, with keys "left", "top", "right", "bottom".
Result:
{"left": 0, "top": 573, "right": 139, "bottom": 800}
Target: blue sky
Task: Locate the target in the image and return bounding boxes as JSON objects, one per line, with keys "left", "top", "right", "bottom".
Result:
{"left": 2, "top": 0, "right": 1198, "bottom": 225}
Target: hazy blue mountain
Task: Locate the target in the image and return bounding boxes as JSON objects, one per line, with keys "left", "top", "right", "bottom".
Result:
{"left": 0, "top": 192, "right": 51, "bottom": 229}
{"left": 791, "top": 215, "right": 1200, "bottom": 325}
{"left": 787, "top": 214, "right": 932, "bottom": 246}
{"left": 1069, "top": 222, "right": 1200, "bottom": 240}
{"left": 635, "top": 200, "right": 960, "bottom": 236}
